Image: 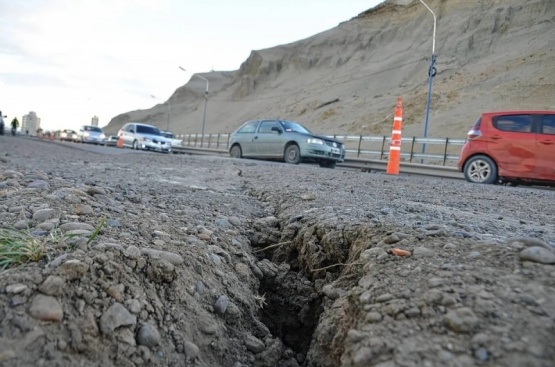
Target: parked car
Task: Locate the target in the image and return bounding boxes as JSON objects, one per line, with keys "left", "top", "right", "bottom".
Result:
{"left": 59, "top": 129, "right": 77, "bottom": 142}
{"left": 160, "top": 130, "right": 184, "bottom": 149}
{"left": 117, "top": 122, "right": 171, "bottom": 153}
{"left": 77, "top": 125, "right": 106, "bottom": 145}
{"left": 228, "top": 119, "right": 345, "bottom": 168}
{"left": 105, "top": 135, "right": 119, "bottom": 147}
{"left": 458, "top": 111, "right": 555, "bottom": 186}
{"left": 0, "top": 112, "right": 5, "bottom": 135}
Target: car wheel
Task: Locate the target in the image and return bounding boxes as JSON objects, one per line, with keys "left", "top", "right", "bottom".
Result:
{"left": 319, "top": 161, "right": 336, "bottom": 169}
{"left": 230, "top": 145, "right": 242, "bottom": 159}
{"left": 132, "top": 140, "right": 139, "bottom": 150}
{"left": 284, "top": 144, "right": 301, "bottom": 164}
{"left": 464, "top": 155, "right": 498, "bottom": 184}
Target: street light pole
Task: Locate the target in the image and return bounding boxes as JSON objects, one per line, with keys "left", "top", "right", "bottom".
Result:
{"left": 419, "top": 0, "right": 437, "bottom": 155}
{"left": 179, "top": 67, "right": 209, "bottom": 147}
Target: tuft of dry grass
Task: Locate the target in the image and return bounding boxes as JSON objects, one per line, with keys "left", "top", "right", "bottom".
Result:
{"left": 0, "top": 228, "right": 46, "bottom": 270}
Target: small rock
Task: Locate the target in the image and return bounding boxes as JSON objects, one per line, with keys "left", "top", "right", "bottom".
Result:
{"left": 74, "top": 204, "right": 94, "bottom": 216}
{"left": 57, "top": 260, "right": 89, "bottom": 280}
{"left": 27, "top": 180, "right": 50, "bottom": 189}
{"left": 124, "top": 245, "right": 141, "bottom": 259}
{"left": 376, "top": 293, "right": 393, "bottom": 302}
{"left": 474, "top": 347, "right": 489, "bottom": 362}
{"left": 29, "top": 295, "right": 64, "bottom": 322}
{"left": 519, "top": 247, "right": 555, "bottom": 264}
{"left": 444, "top": 307, "right": 479, "bottom": 333}
{"left": 428, "top": 278, "right": 444, "bottom": 288}
{"left": 107, "top": 219, "right": 121, "bottom": 227}
{"left": 136, "top": 323, "right": 161, "bottom": 348}
{"left": 6, "top": 283, "right": 28, "bottom": 294}
{"left": 184, "top": 340, "right": 200, "bottom": 361}
{"left": 300, "top": 193, "right": 316, "bottom": 201}
{"left": 413, "top": 247, "right": 435, "bottom": 258}
{"left": 107, "top": 284, "right": 125, "bottom": 301}
{"left": 443, "top": 243, "right": 458, "bottom": 250}
{"left": 467, "top": 251, "right": 481, "bottom": 259}
{"left": 195, "top": 281, "right": 206, "bottom": 294}
{"left": 0, "top": 349, "right": 16, "bottom": 363}
{"left": 366, "top": 312, "right": 382, "bottom": 323}
{"left": 125, "top": 299, "right": 142, "bottom": 314}
{"left": 39, "top": 276, "right": 65, "bottom": 296}
{"left": 245, "top": 334, "right": 265, "bottom": 353}
{"left": 214, "top": 295, "right": 229, "bottom": 315}
{"left": 235, "top": 263, "right": 250, "bottom": 280}
{"left": 99, "top": 303, "right": 136, "bottom": 334}
{"left": 87, "top": 186, "right": 106, "bottom": 195}
{"left": 59, "top": 222, "right": 95, "bottom": 232}
{"left": 32, "top": 208, "right": 60, "bottom": 223}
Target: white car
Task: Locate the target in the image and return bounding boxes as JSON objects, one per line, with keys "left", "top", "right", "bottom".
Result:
{"left": 160, "top": 130, "right": 183, "bottom": 148}
{"left": 78, "top": 125, "right": 106, "bottom": 145}
{"left": 118, "top": 123, "right": 172, "bottom": 153}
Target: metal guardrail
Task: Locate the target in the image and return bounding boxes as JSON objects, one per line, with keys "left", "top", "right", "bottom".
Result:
{"left": 175, "top": 133, "right": 466, "bottom": 167}
{"left": 171, "top": 145, "right": 464, "bottom": 180}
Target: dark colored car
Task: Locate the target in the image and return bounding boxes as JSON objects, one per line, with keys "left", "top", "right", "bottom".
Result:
{"left": 228, "top": 119, "right": 345, "bottom": 168}
{"left": 458, "top": 111, "right": 555, "bottom": 186}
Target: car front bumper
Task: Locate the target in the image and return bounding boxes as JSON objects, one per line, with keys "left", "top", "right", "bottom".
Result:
{"left": 303, "top": 144, "right": 345, "bottom": 162}
{"left": 82, "top": 136, "right": 105, "bottom": 144}
{"left": 139, "top": 141, "right": 171, "bottom": 153}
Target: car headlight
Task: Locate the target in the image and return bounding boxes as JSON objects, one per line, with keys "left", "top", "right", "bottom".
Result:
{"left": 100, "top": 134, "right": 106, "bottom": 139}
{"left": 307, "top": 138, "right": 324, "bottom": 145}
{"left": 83, "top": 132, "right": 90, "bottom": 137}
{"left": 140, "top": 137, "right": 151, "bottom": 142}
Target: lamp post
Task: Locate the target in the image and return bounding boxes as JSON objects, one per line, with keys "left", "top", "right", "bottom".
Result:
{"left": 150, "top": 94, "right": 171, "bottom": 131}
{"left": 179, "top": 66, "right": 209, "bottom": 147}
{"left": 419, "top": 0, "right": 437, "bottom": 155}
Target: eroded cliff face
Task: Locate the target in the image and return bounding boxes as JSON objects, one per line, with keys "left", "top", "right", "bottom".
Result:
{"left": 105, "top": 0, "right": 555, "bottom": 138}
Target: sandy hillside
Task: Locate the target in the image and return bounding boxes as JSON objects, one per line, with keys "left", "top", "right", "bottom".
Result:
{"left": 104, "top": 0, "right": 555, "bottom": 139}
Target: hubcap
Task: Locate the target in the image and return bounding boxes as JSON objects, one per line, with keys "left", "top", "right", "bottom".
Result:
{"left": 468, "top": 160, "right": 491, "bottom": 182}
{"left": 287, "top": 149, "right": 298, "bottom": 162}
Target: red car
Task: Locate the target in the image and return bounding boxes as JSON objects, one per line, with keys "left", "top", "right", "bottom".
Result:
{"left": 458, "top": 111, "right": 555, "bottom": 186}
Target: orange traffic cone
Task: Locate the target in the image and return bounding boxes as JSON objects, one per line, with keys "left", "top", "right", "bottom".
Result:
{"left": 117, "top": 136, "right": 124, "bottom": 148}
{"left": 386, "top": 97, "right": 403, "bottom": 175}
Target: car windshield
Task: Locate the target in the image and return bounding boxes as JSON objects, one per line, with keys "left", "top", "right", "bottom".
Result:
{"left": 136, "top": 125, "right": 161, "bottom": 135}
{"left": 280, "top": 121, "right": 312, "bottom": 134}
{"left": 84, "top": 126, "right": 102, "bottom": 132}
{"left": 161, "top": 132, "right": 174, "bottom": 139}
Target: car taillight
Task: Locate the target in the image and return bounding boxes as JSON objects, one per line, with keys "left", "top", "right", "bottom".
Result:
{"left": 467, "top": 129, "right": 481, "bottom": 140}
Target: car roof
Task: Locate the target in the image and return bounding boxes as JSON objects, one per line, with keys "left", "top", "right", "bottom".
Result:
{"left": 482, "top": 110, "right": 555, "bottom": 116}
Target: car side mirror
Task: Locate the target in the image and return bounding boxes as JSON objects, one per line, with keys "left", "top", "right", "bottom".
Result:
{"left": 271, "top": 127, "right": 282, "bottom": 134}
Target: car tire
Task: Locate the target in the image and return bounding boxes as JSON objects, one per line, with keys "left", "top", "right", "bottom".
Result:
{"left": 133, "top": 140, "right": 139, "bottom": 150}
{"left": 230, "top": 145, "right": 242, "bottom": 159}
{"left": 284, "top": 144, "right": 301, "bottom": 164}
{"left": 463, "top": 155, "right": 498, "bottom": 184}
{"left": 319, "top": 161, "right": 336, "bottom": 169}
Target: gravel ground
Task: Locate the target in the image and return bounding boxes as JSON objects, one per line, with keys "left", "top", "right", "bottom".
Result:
{"left": 0, "top": 136, "right": 554, "bottom": 367}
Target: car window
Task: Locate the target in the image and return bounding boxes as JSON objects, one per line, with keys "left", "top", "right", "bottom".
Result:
{"left": 237, "top": 121, "right": 258, "bottom": 133}
{"left": 136, "top": 125, "right": 161, "bottom": 135}
{"left": 541, "top": 115, "right": 555, "bottom": 135}
{"left": 280, "top": 121, "right": 312, "bottom": 134}
{"left": 258, "top": 121, "right": 281, "bottom": 133}
{"left": 125, "top": 125, "right": 135, "bottom": 132}
{"left": 493, "top": 115, "right": 533, "bottom": 133}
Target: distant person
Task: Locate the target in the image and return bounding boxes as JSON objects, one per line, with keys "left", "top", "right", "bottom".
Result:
{"left": 11, "top": 117, "right": 19, "bottom": 136}
{"left": 26, "top": 129, "right": 29, "bottom": 135}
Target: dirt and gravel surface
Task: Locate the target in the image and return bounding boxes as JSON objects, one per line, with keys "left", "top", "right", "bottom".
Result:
{"left": 1, "top": 136, "right": 554, "bottom": 367}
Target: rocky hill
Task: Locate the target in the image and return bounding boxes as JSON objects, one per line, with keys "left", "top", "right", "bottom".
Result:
{"left": 104, "top": 0, "right": 555, "bottom": 139}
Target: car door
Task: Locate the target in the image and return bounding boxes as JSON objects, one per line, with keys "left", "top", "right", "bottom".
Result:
{"left": 253, "top": 120, "right": 285, "bottom": 157}
{"left": 121, "top": 124, "right": 135, "bottom": 147}
{"left": 234, "top": 121, "right": 259, "bottom": 157}
{"left": 536, "top": 114, "right": 555, "bottom": 180}
{"left": 487, "top": 114, "right": 537, "bottom": 179}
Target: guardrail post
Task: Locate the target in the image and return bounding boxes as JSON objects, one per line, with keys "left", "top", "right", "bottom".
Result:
{"left": 443, "top": 137, "right": 449, "bottom": 166}
{"left": 380, "top": 136, "right": 386, "bottom": 160}
{"left": 216, "top": 133, "right": 220, "bottom": 149}
{"left": 357, "top": 135, "right": 362, "bottom": 158}
{"left": 208, "top": 134, "right": 211, "bottom": 148}
{"left": 410, "top": 137, "right": 416, "bottom": 163}
{"left": 227, "top": 134, "right": 230, "bottom": 150}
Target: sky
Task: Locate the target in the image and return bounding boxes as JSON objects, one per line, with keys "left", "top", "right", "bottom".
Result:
{"left": 0, "top": 0, "right": 383, "bottom": 132}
